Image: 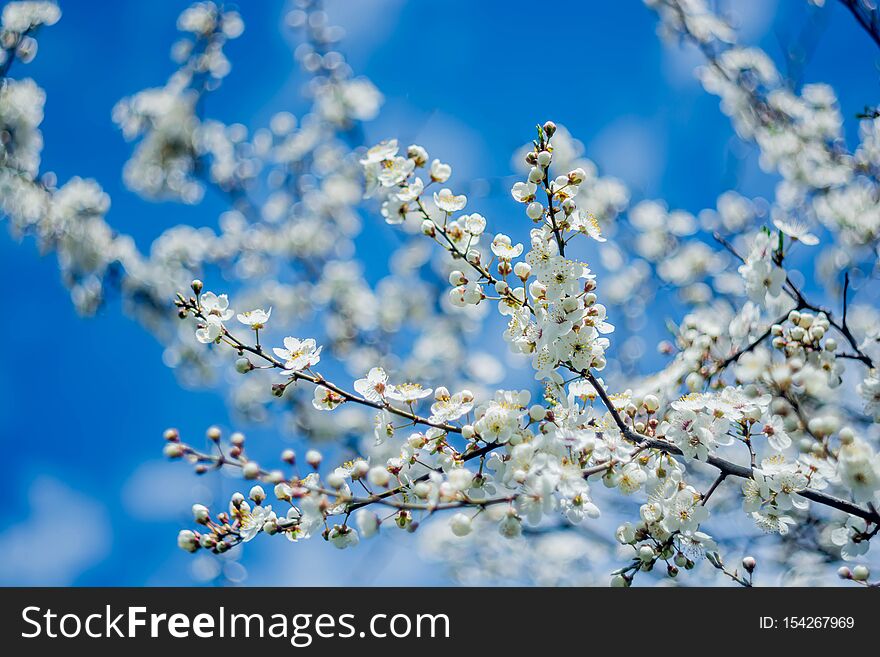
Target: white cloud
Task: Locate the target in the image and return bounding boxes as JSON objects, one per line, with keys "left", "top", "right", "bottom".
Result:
{"left": 122, "top": 459, "right": 213, "bottom": 521}
{"left": 0, "top": 476, "right": 111, "bottom": 585}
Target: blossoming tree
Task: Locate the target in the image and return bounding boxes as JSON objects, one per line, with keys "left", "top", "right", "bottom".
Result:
{"left": 2, "top": 0, "right": 880, "bottom": 586}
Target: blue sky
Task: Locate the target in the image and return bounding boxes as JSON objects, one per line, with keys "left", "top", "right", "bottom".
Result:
{"left": 1, "top": 0, "right": 878, "bottom": 586}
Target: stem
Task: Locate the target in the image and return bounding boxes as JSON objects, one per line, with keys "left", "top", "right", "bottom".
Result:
{"left": 584, "top": 369, "right": 880, "bottom": 525}
{"left": 184, "top": 299, "right": 462, "bottom": 434}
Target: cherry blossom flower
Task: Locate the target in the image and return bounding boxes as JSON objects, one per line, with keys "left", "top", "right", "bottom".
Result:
{"left": 273, "top": 337, "right": 322, "bottom": 372}
{"left": 511, "top": 181, "right": 537, "bottom": 203}
{"left": 761, "top": 415, "right": 792, "bottom": 452}
{"left": 328, "top": 524, "right": 359, "bottom": 549}
{"left": 313, "top": 385, "right": 344, "bottom": 411}
{"left": 491, "top": 233, "right": 523, "bottom": 259}
{"left": 12, "top": 0, "right": 880, "bottom": 588}
{"left": 571, "top": 210, "right": 606, "bottom": 242}
{"left": 433, "top": 188, "right": 467, "bottom": 213}
{"left": 429, "top": 388, "right": 474, "bottom": 423}
{"left": 430, "top": 159, "right": 451, "bottom": 183}
{"left": 772, "top": 217, "right": 819, "bottom": 246}
{"left": 200, "top": 291, "right": 234, "bottom": 320}
{"left": 378, "top": 156, "right": 414, "bottom": 188}
{"left": 831, "top": 517, "right": 870, "bottom": 561}
{"left": 195, "top": 315, "right": 224, "bottom": 344}
{"left": 238, "top": 504, "right": 274, "bottom": 543}
{"left": 359, "top": 139, "right": 398, "bottom": 166}
{"left": 386, "top": 382, "right": 432, "bottom": 403}
{"left": 354, "top": 367, "right": 388, "bottom": 402}
{"left": 660, "top": 487, "right": 709, "bottom": 534}
{"left": 236, "top": 307, "right": 271, "bottom": 330}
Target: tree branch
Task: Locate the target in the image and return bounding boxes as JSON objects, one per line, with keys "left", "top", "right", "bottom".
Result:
{"left": 584, "top": 369, "right": 880, "bottom": 526}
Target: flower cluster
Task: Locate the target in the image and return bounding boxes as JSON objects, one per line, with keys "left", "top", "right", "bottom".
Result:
{"left": 769, "top": 310, "right": 843, "bottom": 387}
{"left": 738, "top": 230, "right": 786, "bottom": 306}
{"left": 3, "top": 0, "right": 880, "bottom": 588}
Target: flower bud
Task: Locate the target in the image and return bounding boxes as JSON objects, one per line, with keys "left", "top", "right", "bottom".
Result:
{"left": 192, "top": 504, "right": 210, "bottom": 524}
{"left": 164, "top": 443, "right": 184, "bottom": 459}
{"left": 368, "top": 466, "right": 390, "bottom": 487}
{"left": 526, "top": 201, "right": 544, "bottom": 220}
{"left": 351, "top": 460, "right": 370, "bottom": 479}
{"left": 610, "top": 574, "right": 628, "bottom": 587}
{"left": 568, "top": 167, "right": 586, "bottom": 184}
{"left": 450, "top": 513, "right": 472, "bottom": 537}
{"left": 407, "top": 144, "right": 428, "bottom": 166}
{"left": 514, "top": 262, "right": 531, "bottom": 280}
{"left": 242, "top": 462, "right": 260, "bottom": 479}
{"left": 177, "top": 530, "right": 200, "bottom": 553}
{"left": 249, "top": 485, "right": 266, "bottom": 503}
{"left": 498, "top": 513, "right": 521, "bottom": 538}
{"left": 326, "top": 471, "right": 345, "bottom": 489}
{"left": 356, "top": 510, "right": 380, "bottom": 538}
{"left": 742, "top": 556, "right": 756, "bottom": 573}
{"left": 449, "top": 270, "right": 466, "bottom": 286}
{"left": 306, "top": 449, "right": 322, "bottom": 468}
{"left": 685, "top": 372, "right": 703, "bottom": 392}
{"left": 235, "top": 357, "right": 252, "bottom": 373}
{"left": 274, "top": 483, "right": 291, "bottom": 501}
{"left": 562, "top": 296, "right": 579, "bottom": 313}
{"left": 852, "top": 565, "right": 870, "bottom": 581}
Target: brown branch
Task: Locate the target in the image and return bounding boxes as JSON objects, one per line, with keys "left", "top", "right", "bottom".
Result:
{"left": 713, "top": 233, "right": 874, "bottom": 368}
{"left": 584, "top": 369, "right": 880, "bottom": 526}
{"left": 180, "top": 297, "right": 462, "bottom": 434}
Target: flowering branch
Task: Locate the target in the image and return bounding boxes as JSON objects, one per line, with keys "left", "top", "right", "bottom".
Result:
{"left": 175, "top": 291, "right": 464, "bottom": 435}
{"left": 585, "top": 370, "right": 880, "bottom": 525}
{"left": 5, "top": 0, "right": 880, "bottom": 587}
